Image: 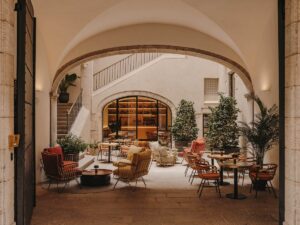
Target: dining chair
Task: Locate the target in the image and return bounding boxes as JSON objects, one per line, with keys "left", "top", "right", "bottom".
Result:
{"left": 197, "top": 164, "right": 221, "bottom": 198}
{"left": 249, "top": 163, "right": 278, "bottom": 198}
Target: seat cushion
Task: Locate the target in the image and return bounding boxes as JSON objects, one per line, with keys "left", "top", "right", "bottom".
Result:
{"left": 250, "top": 172, "right": 273, "bottom": 180}
{"left": 113, "top": 159, "right": 132, "bottom": 167}
{"left": 127, "top": 145, "right": 143, "bottom": 161}
{"left": 113, "top": 165, "right": 133, "bottom": 179}
{"left": 199, "top": 173, "right": 220, "bottom": 180}
{"left": 63, "top": 161, "right": 78, "bottom": 167}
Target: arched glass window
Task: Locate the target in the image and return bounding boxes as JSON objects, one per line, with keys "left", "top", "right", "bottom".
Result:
{"left": 102, "top": 96, "right": 171, "bottom": 141}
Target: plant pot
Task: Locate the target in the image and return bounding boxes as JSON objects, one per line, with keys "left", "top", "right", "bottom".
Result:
{"left": 64, "top": 153, "right": 80, "bottom": 162}
{"left": 252, "top": 180, "right": 267, "bottom": 191}
{"left": 175, "top": 141, "right": 190, "bottom": 151}
{"left": 223, "top": 146, "right": 240, "bottom": 154}
{"left": 59, "top": 92, "right": 69, "bottom": 103}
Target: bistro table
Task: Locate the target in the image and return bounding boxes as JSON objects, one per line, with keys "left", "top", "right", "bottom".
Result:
{"left": 207, "top": 153, "right": 233, "bottom": 186}
{"left": 219, "top": 160, "right": 254, "bottom": 200}
{"left": 100, "top": 142, "right": 119, "bottom": 163}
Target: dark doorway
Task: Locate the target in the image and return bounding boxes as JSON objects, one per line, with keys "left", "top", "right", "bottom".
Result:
{"left": 14, "top": 0, "right": 36, "bottom": 224}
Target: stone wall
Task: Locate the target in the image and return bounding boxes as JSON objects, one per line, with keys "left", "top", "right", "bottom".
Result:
{"left": 0, "top": 0, "right": 16, "bottom": 224}
{"left": 285, "top": 0, "right": 300, "bottom": 224}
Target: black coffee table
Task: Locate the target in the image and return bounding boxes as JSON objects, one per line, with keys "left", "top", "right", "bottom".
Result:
{"left": 80, "top": 169, "right": 112, "bottom": 186}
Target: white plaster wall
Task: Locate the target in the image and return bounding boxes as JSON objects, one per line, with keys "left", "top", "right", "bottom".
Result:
{"left": 35, "top": 28, "right": 52, "bottom": 183}
{"left": 92, "top": 54, "right": 252, "bottom": 141}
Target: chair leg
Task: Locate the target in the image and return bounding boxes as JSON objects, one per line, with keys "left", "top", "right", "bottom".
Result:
{"left": 269, "top": 181, "right": 277, "bottom": 198}
{"left": 184, "top": 165, "right": 189, "bottom": 176}
{"left": 191, "top": 171, "right": 196, "bottom": 184}
{"left": 197, "top": 179, "right": 203, "bottom": 193}
{"left": 47, "top": 179, "right": 52, "bottom": 189}
{"left": 199, "top": 180, "right": 206, "bottom": 198}
{"left": 216, "top": 180, "right": 221, "bottom": 198}
{"left": 75, "top": 178, "right": 81, "bottom": 189}
{"left": 141, "top": 177, "right": 147, "bottom": 188}
{"left": 249, "top": 182, "right": 253, "bottom": 193}
{"left": 189, "top": 170, "right": 194, "bottom": 182}
{"left": 113, "top": 178, "right": 120, "bottom": 190}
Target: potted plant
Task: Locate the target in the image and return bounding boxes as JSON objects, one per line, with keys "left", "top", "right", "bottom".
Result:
{"left": 58, "top": 73, "right": 80, "bottom": 103}
{"left": 57, "top": 134, "right": 88, "bottom": 161}
{"left": 171, "top": 99, "right": 199, "bottom": 150}
{"left": 239, "top": 94, "right": 279, "bottom": 167}
{"left": 205, "top": 93, "right": 240, "bottom": 153}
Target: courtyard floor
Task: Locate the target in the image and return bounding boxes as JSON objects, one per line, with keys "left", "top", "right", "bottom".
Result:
{"left": 31, "top": 156, "right": 279, "bottom": 225}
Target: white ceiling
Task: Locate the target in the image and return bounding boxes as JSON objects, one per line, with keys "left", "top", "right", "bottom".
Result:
{"left": 32, "top": 0, "right": 278, "bottom": 95}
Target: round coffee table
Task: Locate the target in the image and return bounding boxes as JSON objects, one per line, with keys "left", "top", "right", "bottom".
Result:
{"left": 80, "top": 169, "right": 112, "bottom": 186}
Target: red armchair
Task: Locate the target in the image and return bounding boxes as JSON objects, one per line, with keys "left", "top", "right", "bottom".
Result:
{"left": 41, "top": 151, "right": 81, "bottom": 191}
{"left": 180, "top": 138, "right": 206, "bottom": 163}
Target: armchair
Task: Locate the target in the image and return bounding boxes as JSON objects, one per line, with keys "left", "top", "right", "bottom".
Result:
{"left": 113, "top": 149, "right": 152, "bottom": 189}
{"left": 41, "top": 151, "right": 81, "bottom": 191}
{"left": 155, "top": 147, "right": 177, "bottom": 166}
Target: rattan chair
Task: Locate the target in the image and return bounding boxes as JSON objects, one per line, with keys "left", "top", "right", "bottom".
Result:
{"left": 113, "top": 149, "right": 152, "bottom": 190}
{"left": 249, "top": 163, "right": 278, "bottom": 198}
{"left": 197, "top": 164, "right": 221, "bottom": 198}
{"left": 41, "top": 151, "right": 81, "bottom": 192}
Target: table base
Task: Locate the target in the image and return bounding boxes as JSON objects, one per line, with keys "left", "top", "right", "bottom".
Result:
{"left": 226, "top": 193, "right": 247, "bottom": 200}
{"left": 219, "top": 181, "right": 230, "bottom": 186}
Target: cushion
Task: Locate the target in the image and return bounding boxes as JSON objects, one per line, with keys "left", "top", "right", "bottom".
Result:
{"left": 45, "top": 146, "right": 64, "bottom": 160}
{"left": 158, "top": 146, "right": 169, "bottom": 157}
{"left": 199, "top": 173, "right": 220, "bottom": 180}
{"left": 127, "top": 145, "right": 143, "bottom": 161}
{"left": 113, "top": 159, "right": 132, "bottom": 167}
{"left": 149, "top": 141, "right": 160, "bottom": 151}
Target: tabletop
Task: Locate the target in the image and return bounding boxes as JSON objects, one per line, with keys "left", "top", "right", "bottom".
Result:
{"left": 82, "top": 169, "right": 112, "bottom": 176}
{"left": 207, "top": 154, "right": 233, "bottom": 160}
{"left": 100, "top": 142, "right": 119, "bottom": 147}
{"left": 218, "top": 160, "right": 255, "bottom": 169}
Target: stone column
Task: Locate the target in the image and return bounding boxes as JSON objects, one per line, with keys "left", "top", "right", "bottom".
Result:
{"left": 0, "top": 0, "right": 16, "bottom": 224}
{"left": 81, "top": 62, "right": 93, "bottom": 111}
{"left": 285, "top": 1, "right": 300, "bottom": 224}
{"left": 50, "top": 94, "right": 58, "bottom": 145}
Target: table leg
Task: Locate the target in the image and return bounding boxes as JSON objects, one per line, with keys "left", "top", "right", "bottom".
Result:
{"left": 226, "top": 168, "right": 247, "bottom": 200}
{"left": 219, "top": 164, "right": 230, "bottom": 186}
{"left": 108, "top": 146, "right": 111, "bottom": 163}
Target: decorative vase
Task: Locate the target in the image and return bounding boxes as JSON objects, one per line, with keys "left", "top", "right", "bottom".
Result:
{"left": 59, "top": 92, "right": 69, "bottom": 103}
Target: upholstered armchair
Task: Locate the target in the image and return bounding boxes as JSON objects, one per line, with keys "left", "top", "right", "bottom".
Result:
{"left": 113, "top": 149, "right": 152, "bottom": 189}
{"left": 155, "top": 147, "right": 177, "bottom": 166}
{"left": 41, "top": 151, "right": 81, "bottom": 191}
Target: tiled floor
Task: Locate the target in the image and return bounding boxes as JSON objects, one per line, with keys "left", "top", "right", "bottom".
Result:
{"left": 31, "top": 157, "right": 278, "bottom": 225}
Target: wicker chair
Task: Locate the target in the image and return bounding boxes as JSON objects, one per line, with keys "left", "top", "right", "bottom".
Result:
{"left": 41, "top": 151, "right": 81, "bottom": 191}
{"left": 44, "top": 146, "right": 78, "bottom": 167}
{"left": 97, "top": 143, "right": 109, "bottom": 161}
{"left": 249, "top": 163, "right": 278, "bottom": 198}
{"left": 155, "top": 147, "right": 177, "bottom": 167}
{"left": 113, "top": 149, "right": 152, "bottom": 189}
{"left": 197, "top": 164, "right": 221, "bottom": 198}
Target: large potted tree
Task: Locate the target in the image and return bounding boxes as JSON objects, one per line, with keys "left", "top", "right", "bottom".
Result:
{"left": 239, "top": 94, "right": 279, "bottom": 167}
{"left": 171, "top": 99, "right": 199, "bottom": 150}
{"left": 57, "top": 134, "right": 88, "bottom": 162}
{"left": 58, "top": 73, "right": 80, "bottom": 103}
{"left": 205, "top": 94, "right": 240, "bottom": 153}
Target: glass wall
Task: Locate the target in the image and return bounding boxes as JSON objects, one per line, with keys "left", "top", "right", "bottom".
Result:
{"left": 102, "top": 96, "right": 171, "bottom": 141}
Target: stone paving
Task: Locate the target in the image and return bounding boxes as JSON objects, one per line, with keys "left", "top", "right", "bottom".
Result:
{"left": 31, "top": 160, "right": 278, "bottom": 225}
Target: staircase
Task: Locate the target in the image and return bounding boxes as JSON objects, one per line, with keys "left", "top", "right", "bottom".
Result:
{"left": 57, "top": 103, "right": 72, "bottom": 139}
{"left": 93, "top": 52, "right": 162, "bottom": 91}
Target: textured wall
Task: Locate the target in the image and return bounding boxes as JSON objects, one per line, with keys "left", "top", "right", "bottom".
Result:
{"left": 0, "top": 0, "right": 16, "bottom": 224}
{"left": 285, "top": 0, "right": 300, "bottom": 224}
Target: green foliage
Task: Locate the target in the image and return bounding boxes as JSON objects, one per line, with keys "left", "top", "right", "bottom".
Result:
{"left": 171, "top": 99, "right": 199, "bottom": 142}
{"left": 205, "top": 94, "right": 240, "bottom": 149}
{"left": 59, "top": 73, "right": 80, "bottom": 93}
{"left": 239, "top": 94, "right": 279, "bottom": 166}
{"left": 57, "top": 134, "right": 88, "bottom": 154}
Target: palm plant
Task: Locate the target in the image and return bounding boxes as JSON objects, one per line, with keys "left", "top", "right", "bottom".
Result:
{"left": 59, "top": 73, "right": 79, "bottom": 93}
{"left": 239, "top": 94, "right": 279, "bottom": 166}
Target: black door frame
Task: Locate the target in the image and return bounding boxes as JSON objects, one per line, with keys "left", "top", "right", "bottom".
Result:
{"left": 14, "top": 0, "right": 36, "bottom": 224}
{"left": 278, "top": 0, "right": 285, "bottom": 224}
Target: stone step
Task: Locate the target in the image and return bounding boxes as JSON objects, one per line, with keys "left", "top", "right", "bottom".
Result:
{"left": 78, "top": 155, "right": 95, "bottom": 170}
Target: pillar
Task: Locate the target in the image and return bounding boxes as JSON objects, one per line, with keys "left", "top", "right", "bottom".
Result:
{"left": 50, "top": 94, "right": 58, "bottom": 145}
{"left": 0, "top": 0, "right": 16, "bottom": 224}
{"left": 285, "top": 0, "right": 300, "bottom": 224}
